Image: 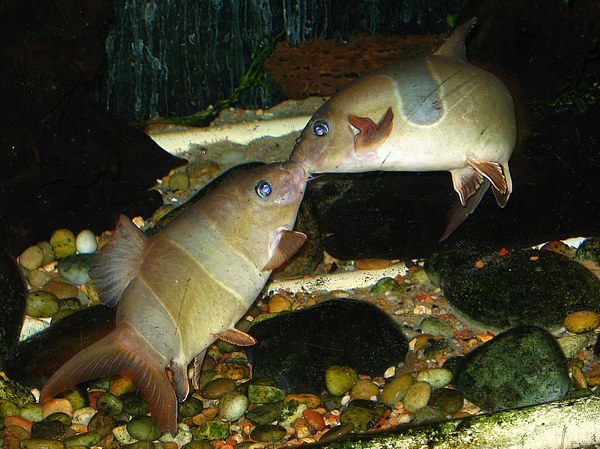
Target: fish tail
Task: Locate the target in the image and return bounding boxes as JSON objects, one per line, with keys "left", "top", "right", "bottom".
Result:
{"left": 40, "top": 322, "right": 178, "bottom": 433}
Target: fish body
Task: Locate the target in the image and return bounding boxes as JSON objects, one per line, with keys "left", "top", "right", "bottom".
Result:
{"left": 41, "top": 162, "right": 308, "bottom": 432}
{"left": 290, "top": 19, "right": 516, "bottom": 239}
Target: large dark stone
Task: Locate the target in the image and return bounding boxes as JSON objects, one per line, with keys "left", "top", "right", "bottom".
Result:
{"left": 0, "top": 248, "right": 26, "bottom": 370}
{"left": 3, "top": 305, "right": 115, "bottom": 388}
{"left": 425, "top": 244, "right": 600, "bottom": 331}
{"left": 246, "top": 299, "right": 408, "bottom": 394}
{"left": 0, "top": 0, "right": 184, "bottom": 255}
{"left": 452, "top": 326, "right": 570, "bottom": 411}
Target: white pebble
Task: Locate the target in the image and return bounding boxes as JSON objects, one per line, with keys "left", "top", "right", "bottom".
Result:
{"left": 76, "top": 229, "right": 98, "bottom": 254}
{"left": 72, "top": 407, "right": 98, "bottom": 425}
{"left": 113, "top": 424, "right": 137, "bottom": 444}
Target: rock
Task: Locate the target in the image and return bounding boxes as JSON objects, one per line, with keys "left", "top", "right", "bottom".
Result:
{"left": 218, "top": 390, "right": 249, "bottom": 421}
{"left": 576, "top": 238, "right": 600, "bottom": 265}
{"left": 3, "top": 305, "right": 115, "bottom": 388}
{"left": 57, "top": 254, "right": 94, "bottom": 285}
{"left": 245, "top": 402, "right": 283, "bottom": 425}
{"left": 452, "top": 326, "right": 570, "bottom": 411}
{"left": 370, "top": 277, "right": 402, "bottom": 294}
{"left": 381, "top": 373, "right": 414, "bottom": 406}
{"left": 192, "top": 421, "right": 229, "bottom": 441}
{"left": 200, "top": 378, "right": 237, "bottom": 400}
{"left": 250, "top": 424, "right": 286, "bottom": 443}
{"left": 0, "top": 248, "right": 27, "bottom": 369}
{"left": 18, "top": 245, "right": 45, "bottom": 271}
{"left": 425, "top": 245, "right": 600, "bottom": 331}
{"left": 25, "top": 291, "right": 60, "bottom": 318}
{"left": 325, "top": 366, "right": 358, "bottom": 396}
{"left": 416, "top": 368, "right": 453, "bottom": 390}
{"left": 246, "top": 299, "right": 408, "bottom": 394}
{"left": 126, "top": 416, "right": 161, "bottom": 441}
{"left": 339, "top": 400, "right": 388, "bottom": 432}
{"left": 49, "top": 229, "right": 77, "bottom": 259}
{"left": 350, "top": 379, "right": 380, "bottom": 400}
{"left": 412, "top": 406, "right": 448, "bottom": 424}
{"left": 419, "top": 317, "right": 454, "bottom": 337}
{"left": 428, "top": 388, "right": 464, "bottom": 415}
{"left": 0, "top": 377, "right": 36, "bottom": 407}
{"left": 75, "top": 230, "right": 98, "bottom": 254}
{"left": 247, "top": 385, "right": 286, "bottom": 404}
{"left": 564, "top": 310, "right": 600, "bottom": 334}
{"left": 402, "top": 381, "right": 432, "bottom": 413}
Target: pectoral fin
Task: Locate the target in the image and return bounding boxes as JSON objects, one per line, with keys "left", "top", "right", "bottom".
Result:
{"left": 262, "top": 230, "right": 307, "bottom": 271}
{"left": 348, "top": 107, "right": 394, "bottom": 155}
{"left": 215, "top": 328, "right": 257, "bottom": 346}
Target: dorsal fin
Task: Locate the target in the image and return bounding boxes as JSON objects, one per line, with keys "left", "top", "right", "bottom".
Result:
{"left": 91, "top": 214, "right": 149, "bottom": 307}
{"left": 263, "top": 230, "right": 307, "bottom": 271}
{"left": 434, "top": 17, "right": 477, "bottom": 60}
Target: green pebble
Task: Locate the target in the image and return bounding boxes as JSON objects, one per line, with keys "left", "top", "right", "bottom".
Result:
{"left": 247, "top": 385, "right": 286, "bottom": 404}
{"left": 45, "top": 412, "right": 72, "bottom": 426}
{"left": 0, "top": 378, "right": 36, "bottom": 407}
{"left": 429, "top": 388, "right": 464, "bottom": 415}
{"left": 127, "top": 415, "right": 161, "bottom": 441}
{"left": 245, "top": 402, "right": 283, "bottom": 425}
{"left": 182, "top": 441, "right": 213, "bottom": 449}
{"left": 87, "top": 411, "right": 117, "bottom": 437}
{"left": 20, "top": 403, "right": 43, "bottom": 423}
{"left": 63, "top": 431, "right": 101, "bottom": 448}
{"left": 339, "top": 406, "right": 380, "bottom": 432}
{"left": 412, "top": 406, "right": 448, "bottom": 425}
{"left": 403, "top": 381, "right": 432, "bottom": 413}
{"left": 50, "top": 308, "right": 77, "bottom": 323}
{"left": 26, "top": 290, "right": 60, "bottom": 318}
{"left": 321, "top": 394, "right": 343, "bottom": 411}
{"left": 416, "top": 368, "right": 453, "bottom": 390}
{"left": 60, "top": 387, "right": 87, "bottom": 411}
{"left": 218, "top": 390, "right": 249, "bottom": 421}
{"left": 575, "top": 237, "right": 600, "bottom": 264}
{"left": 121, "top": 393, "right": 150, "bottom": 417}
{"left": 36, "top": 241, "right": 56, "bottom": 265}
{"left": 370, "top": 277, "right": 402, "bottom": 294}
{"left": 381, "top": 373, "right": 414, "bottom": 406}
{"left": 420, "top": 317, "right": 454, "bottom": 337}
{"left": 236, "top": 376, "right": 278, "bottom": 394}
{"left": 178, "top": 396, "right": 203, "bottom": 418}
{"left": 351, "top": 379, "right": 380, "bottom": 400}
{"left": 96, "top": 392, "right": 124, "bottom": 416}
{"left": 20, "top": 439, "right": 66, "bottom": 449}
{"left": 169, "top": 171, "right": 190, "bottom": 191}
{"left": 195, "top": 369, "right": 216, "bottom": 391}
{"left": 280, "top": 402, "right": 307, "bottom": 427}
{"left": 558, "top": 333, "right": 589, "bottom": 359}
{"left": 58, "top": 296, "right": 82, "bottom": 311}
{"left": 0, "top": 398, "right": 20, "bottom": 418}
{"left": 19, "top": 245, "right": 45, "bottom": 271}
{"left": 57, "top": 254, "right": 93, "bottom": 285}
{"left": 250, "top": 424, "right": 287, "bottom": 443}
{"left": 201, "top": 377, "right": 236, "bottom": 399}
{"left": 325, "top": 365, "right": 358, "bottom": 396}
{"left": 192, "top": 421, "right": 230, "bottom": 440}
{"left": 216, "top": 339, "right": 241, "bottom": 353}
{"left": 50, "top": 228, "right": 77, "bottom": 259}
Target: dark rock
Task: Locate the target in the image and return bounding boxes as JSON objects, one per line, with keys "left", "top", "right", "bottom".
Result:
{"left": 452, "top": 326, "right": 570, "bottom": 411}
{"left": 0, "top": 248, "right": 26, "bottom": 369}
{"left": 3, "top": 305, "right": 115, "bottom": 388}
{"left": 246, "top": 299, "right": 408, "bottom": 394}
{"left": 0, "top": 0, "right": 184, "bottom": 255}
{"left": 425, "top": 244, "right": 600, "bottom": 331}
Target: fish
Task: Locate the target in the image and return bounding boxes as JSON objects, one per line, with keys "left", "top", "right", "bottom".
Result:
{"left": 290, "top": 18, "right": 516, "bottom": 240}
{"left": 40, "top": 161, "right": 308, "bottom": 432}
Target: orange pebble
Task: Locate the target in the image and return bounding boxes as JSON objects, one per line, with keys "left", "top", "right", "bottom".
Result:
{"left": 41, "top": 398, "right": 73, "bottom": 418}
{"left": 3, "top": 416, "right": 32, "bottom": 433}
{"left": 162, "top": 442, "right": 179, "bottom": 449}
{"left": 303, "top": 409, "right": 325, "bottom": 431}
{"left": 87, "top": 390, "right": 104, "bottom": 409}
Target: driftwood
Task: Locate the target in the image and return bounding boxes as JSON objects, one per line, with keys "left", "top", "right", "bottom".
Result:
{"left": 308, "top": 395, "right": 600, "bottom": 449}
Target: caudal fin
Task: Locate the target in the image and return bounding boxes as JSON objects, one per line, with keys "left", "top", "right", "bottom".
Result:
{"left": 40, "top": 322, "right": 178, "bottom": 433}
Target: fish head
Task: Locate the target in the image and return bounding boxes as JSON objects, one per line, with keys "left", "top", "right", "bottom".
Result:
{"left": 203, "top": 161, "right": 308, "bottom": 271}
{"left": 290, "top": 101, "right": 358, "bottom": 173}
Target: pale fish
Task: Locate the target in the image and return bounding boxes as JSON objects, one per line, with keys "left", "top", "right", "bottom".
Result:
{"left": 290, "top": 18, "right": 516, "bottom": 239}
{"left": 40, "top": 161, "right": 308, "bottom": 432}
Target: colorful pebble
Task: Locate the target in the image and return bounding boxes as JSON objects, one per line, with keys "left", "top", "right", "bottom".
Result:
{"left": 564, "top": 310, "right": 600, "bottom": 333}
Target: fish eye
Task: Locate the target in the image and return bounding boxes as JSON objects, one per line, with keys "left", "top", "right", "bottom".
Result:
{"left": 312, "top": 120, "right": 329, "bottom": 137}
{"left": 254, "top": 179, "right": 272, "bottom": 198}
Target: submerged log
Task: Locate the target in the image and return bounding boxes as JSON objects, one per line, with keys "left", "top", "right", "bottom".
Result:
{"left": 309, "top": 395, "right": 600, "bottom": 449}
